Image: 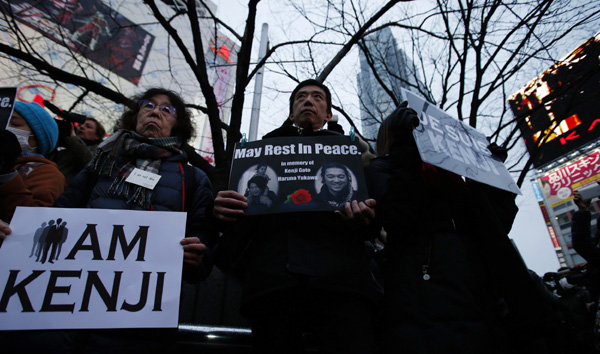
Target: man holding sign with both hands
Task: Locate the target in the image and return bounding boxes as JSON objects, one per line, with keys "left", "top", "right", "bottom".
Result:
{"left": 213, "top": 79, "right": 382, "bottom": 354}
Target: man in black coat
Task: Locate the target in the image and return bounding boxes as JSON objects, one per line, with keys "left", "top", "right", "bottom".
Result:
{"left": 213, "top": 80, "right": 382, "bottom": 354}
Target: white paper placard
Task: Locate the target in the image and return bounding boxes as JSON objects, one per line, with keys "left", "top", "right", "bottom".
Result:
{"left": 0, "top": 207, "right": 186, "bottom": 330}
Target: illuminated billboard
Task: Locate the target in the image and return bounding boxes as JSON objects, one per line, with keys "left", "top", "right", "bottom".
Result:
{"left": 2, "top": 0, "right": 154, "bottom": 84}
{"left": 508, "top": 33, "right": 600, "bottom": 168}
{"left": 536, "top": 150, "right": 600, "bottom": 209}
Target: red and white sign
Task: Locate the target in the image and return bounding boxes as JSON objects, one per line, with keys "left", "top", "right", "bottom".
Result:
{"left": 538, "top": 150, "right": 600, "bottom": 208}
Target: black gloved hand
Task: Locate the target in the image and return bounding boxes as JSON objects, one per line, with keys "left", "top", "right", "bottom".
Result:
{"left": 388, "top": 101, "right": 422, "bottom": 169}
{"left": 391, "top": 101, "right": 420, "bottom": 132}
{"left": 487, "top": 141, "right": 508, "bottom": 163}
{"left": 0, "top": 129, "right": 22, "bottom": 174}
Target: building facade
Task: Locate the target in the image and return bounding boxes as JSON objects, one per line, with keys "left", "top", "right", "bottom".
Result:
{"left": 531, "top": 143, "right": 600, "bottom": 269}
{"left": 509, "top": 33, "right": 600, "bottom": 269}
{"left": 356, "top": 26, "right": 417, "bottom": 147}
{"left": 0, "top": 0, "right": 238, "bottom": 163}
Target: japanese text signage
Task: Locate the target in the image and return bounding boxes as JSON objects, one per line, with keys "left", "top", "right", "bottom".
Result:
{"left": 0, "top": 207, "right": 186, "bottom": 330}
{"left": 538, "top": 150, "right": 600, "bottom": 208}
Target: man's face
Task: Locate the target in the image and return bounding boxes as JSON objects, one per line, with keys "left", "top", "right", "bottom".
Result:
{"left": 324, "top": 167, "right": 348, "bottom": 195}
{"left": 290, "top": 85, "right": 332, "bottom": 131}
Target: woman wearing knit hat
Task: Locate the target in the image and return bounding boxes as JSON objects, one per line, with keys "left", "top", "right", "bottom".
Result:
{"left": 0, "top": 101, "right": 66, "bottom": 222}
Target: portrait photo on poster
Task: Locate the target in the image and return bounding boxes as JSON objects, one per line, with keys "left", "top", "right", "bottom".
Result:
{"left": 236, "top": 163, "right": 280, "bottom": 214}
{"left": 315, "top": 162, "right": 359, "bottom": 209}
{"left": 228, "top": 136, "right": 368, "bottom": 215}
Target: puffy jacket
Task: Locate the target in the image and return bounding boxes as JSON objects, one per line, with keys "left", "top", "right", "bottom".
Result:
{"left": 0, "top": 155, "right": 66, "bottom": 222}
{"left": 55, "top": 152, "right": 217, "bottom": 281}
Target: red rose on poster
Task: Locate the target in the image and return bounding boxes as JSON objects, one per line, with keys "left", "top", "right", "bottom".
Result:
{"left": 291, "top": 189, "right": 311, "bottom": 205}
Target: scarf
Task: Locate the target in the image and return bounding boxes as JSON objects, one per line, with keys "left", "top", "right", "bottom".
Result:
{"left": 89, "top": 130, "right": 183, "bottom": 209}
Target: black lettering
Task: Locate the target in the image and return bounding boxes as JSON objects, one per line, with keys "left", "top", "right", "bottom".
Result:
{"left": 80, "top": 271, "right": 123, "bottom": 312}
{"left": 153, "top": 272, "right": 166, "bottom": 311}
{"left": 40, "top": 270, "right": 82, "bottom": 313}
{"left": 0, "top": 270, "right": 44, "bottom": 312}
{"left": 121, "top": 271, "right": 151, "bottom": 312}
{"left": 107, "top": 225, "right": 149, "bottom": 261}
{"left": 66, "top": 224, "right": 103, "bottom": 260}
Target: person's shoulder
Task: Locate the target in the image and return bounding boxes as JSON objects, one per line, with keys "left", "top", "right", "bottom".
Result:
{"left": 366, "top": 155, "right": 392, "bottom": 171}
{"left": 182, "top": 162, "right": 207, "bottom": 178}
{"left": 16, "top": 155, "right": 60, "bottom": 169}
{"left": 63, "top": 135, "right": 87, "bottom": 146}
{"left": 573, "top": 209, "right": 592, "bottom": 219}
{"left": 314, "top": 129, "right": 343, "bottom": 137}
{"left": 263, "top": 126, "right": 300, "bottom": 139}
{"left": 267, "top": 190, "right": 277, "bottom": 198}
{"left": 183, "top": 163, "right": 213, "bottom": 191}
{"left": 263, "top": 126, "right": 346, "bottom": 139}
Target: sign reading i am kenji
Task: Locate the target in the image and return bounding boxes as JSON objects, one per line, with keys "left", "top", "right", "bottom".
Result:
{"left": 229, "top": 135, "right": 368, "bottom": 215}
{"left": 0, "top": 207, "right": 186, "bottom": 330}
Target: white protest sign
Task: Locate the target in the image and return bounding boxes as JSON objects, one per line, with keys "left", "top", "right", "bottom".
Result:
{"left": 0, "top": 207, "right": 186, "bottom": 330}
{"left": 401, "top": 88, "right": 521, "bottom": 195}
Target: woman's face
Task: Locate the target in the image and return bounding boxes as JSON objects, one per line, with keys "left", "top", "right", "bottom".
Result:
{"left": 135, "top": 94, "right": 177, "bottom": 138}
{"left": 257, "top": 166, "right": 267, "bottom": 175}
{"left": 77, "top": 119, "right": 100, "bottom": 141}
{"left": 324, "top": 167, "right": 348, "bottom": 195}
{"left": 9, "top": 111, "right": 38, "bottom": 151}
{"left": 542, "top": 181, "right": 552, "bottom": 197}
{"left": 248, "top": 182, "right": 262, "bottom": 197}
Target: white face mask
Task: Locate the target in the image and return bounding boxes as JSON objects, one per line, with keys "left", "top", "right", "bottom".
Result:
{"left": 7, "top": 127, "right": 34, "bottom": 153}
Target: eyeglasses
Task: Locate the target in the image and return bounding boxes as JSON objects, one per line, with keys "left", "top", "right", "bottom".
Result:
{"left": 138, "top": 100, "right": 177, "bottom": 116}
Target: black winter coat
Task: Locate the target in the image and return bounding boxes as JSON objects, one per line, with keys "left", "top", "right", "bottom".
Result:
{"left": 572, "top": 210, "right": 600, "bottom": 300}
{"left": 365, "top": 147, "right": 554, "bottom": 354}
{"left": 215, "top": 126, "right": 382, "bottom": 314}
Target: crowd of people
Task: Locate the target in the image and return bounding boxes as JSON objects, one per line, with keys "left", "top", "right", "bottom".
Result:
{"left": 0, "top": 81, "right": 598, "bottom": 354}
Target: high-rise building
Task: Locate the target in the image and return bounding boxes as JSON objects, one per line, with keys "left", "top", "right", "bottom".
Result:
{"left": 357, "top": 27, "right": 418, "bottom": 147}
{"left": 0, "top": 0, "right": 237, "bottom": 164}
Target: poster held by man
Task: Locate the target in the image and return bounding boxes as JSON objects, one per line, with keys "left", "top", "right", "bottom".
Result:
{"left": 228, "top": 135, "right": 369, "bottom": 215}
